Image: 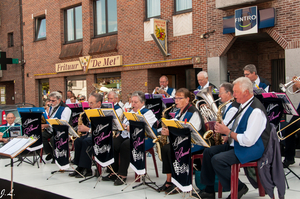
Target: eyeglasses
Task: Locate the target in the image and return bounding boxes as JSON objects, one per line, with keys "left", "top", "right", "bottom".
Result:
{"left": 244, "top": 73, "right": 250, "bottom": 76}
{"left": 80, "top": 99, "right": 85, "bottom": 101}
{"left": 174, "top": 97, "right": 184, "bottom": 101}
{"left": 49, "top": 100, "right": 57, "bottom": 102}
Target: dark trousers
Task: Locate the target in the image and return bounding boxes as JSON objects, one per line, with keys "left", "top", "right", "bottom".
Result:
{"left": 111, "top": 136, "right": 130, "bottom": 176}
{"left": 200, "top": 143, "right": 241, "bottom": 191}
{"left": 161, "top": 143, "right": 203, "bottom": 174}
{"left": 73, "top": 135, "right": 93, "bottom": 169}
{"left": 283, "top": 105, "right": 300, "bottom": 161}
{"left": 42, "top": 130, "right": 53, "bottom": 155}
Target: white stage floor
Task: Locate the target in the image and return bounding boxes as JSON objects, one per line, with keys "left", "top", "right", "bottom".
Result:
{"left": 1, "top": 153, "right": 300, "bottom": 199}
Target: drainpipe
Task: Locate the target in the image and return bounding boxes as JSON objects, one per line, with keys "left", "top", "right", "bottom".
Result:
{"left": 19, "top": 0, "right": 25, "bottom": 103}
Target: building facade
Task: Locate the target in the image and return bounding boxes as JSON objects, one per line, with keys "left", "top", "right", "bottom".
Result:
{"left": 16, "top": 0, "right": 300, "bottom": 107}
{"left": 0, "top": 0, "right": 24, "bottom": 105}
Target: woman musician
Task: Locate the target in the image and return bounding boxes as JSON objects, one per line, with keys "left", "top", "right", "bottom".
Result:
{"left": 159, "top": 88, "right": 206, "bottom": 194}
{"left": 102, "top": 91, "right": 158, "bottom": 186}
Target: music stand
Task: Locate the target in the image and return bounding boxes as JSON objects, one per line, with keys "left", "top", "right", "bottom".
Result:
{"left": 47, "top": 124, "right": 76, "bottom": 180}
{"left": 167, "top": 127, "right": 201, "bottom": 198}
{"left": 81, "top": 116, "right": 120, "bottom": 188}
{"left": 0, "top": 137, "right": 37, "bottom": 199}
{"left": 6, "top": 110, "right": 45, "bottom": 168}
{"left": 122, "top": 120, "right": 159, "bottom": 192}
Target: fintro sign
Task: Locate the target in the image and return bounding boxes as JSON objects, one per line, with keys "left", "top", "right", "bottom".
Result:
{"left": 235, "top": 6, "right": 258, "bottom": 36}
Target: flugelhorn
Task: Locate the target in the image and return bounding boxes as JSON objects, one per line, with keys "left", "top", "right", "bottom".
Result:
{"left": 279, "top": 76, "right": 300, "bottom": 94}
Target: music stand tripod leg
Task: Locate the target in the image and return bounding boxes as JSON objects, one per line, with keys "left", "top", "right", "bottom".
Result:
{"left": 121, "top": 174, "right": 143, "bottom": 191}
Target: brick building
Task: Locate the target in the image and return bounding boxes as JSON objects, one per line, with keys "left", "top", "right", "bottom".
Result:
{"left": 20, "top": 0, "right": 300, "bottom": 106}
{"left": 0, "top": 0, "right": 24, "bottom": 104}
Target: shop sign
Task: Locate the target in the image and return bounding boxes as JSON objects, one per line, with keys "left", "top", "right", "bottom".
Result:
{"left": 235, "top": 6, "right": 258, "bottom": 36}
{"left": 150, "top": 18, "right": 169, "bottom": 57}
{"left": 55, "top": 55, "right": 122, "bottom": 73}
{"left": 89, "top": 55, "right": 122, "bottom": 69}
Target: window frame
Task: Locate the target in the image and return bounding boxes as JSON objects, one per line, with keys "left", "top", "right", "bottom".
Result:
{"left": 174, "top": 0, "right": 192, "bottom": 15}
{"left": 35, "top": 16, "right": 47, "bottom": 41}
{"left": 64, "top": 5, "right": 83, "bottom": 44}
{"left": 145, "top": 0, "right": 161, "bottom": 21}
{"left": 93, "top": 0, "right": 118, "bottom": 38}
{"left": 8, "top": 32, "right": 14, "bottom": 47}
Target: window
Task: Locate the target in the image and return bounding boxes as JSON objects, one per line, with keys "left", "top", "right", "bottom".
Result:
{"left": 175, "top": 0, "right": 192, "bottom": 13}
{"left": 8, "top": 32, "right": 14, "bottom": 47}
{"left": 35, "top": 16, "right": 46, "bottom": 40}
{"left": 65, "top": 6, "right": 83, "bottom": 42}
{"left": 146, "top": 0, "right": 160, "bottom": 19}
{"left": 94, "top": 0, "right": 118, "bottom": 36}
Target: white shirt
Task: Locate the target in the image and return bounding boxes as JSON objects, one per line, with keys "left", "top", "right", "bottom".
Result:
{"left": 254, "top": 76, "right": 269, "bottom": 92}
{"left": 152, "top": 86, "right": 176, "bottom": 98}
{"left": 234, "top": 97, "right": 267, "bottom": 147}
{"left": 114, "top": 102, "right": 123, "bottom": 118}
{"left": 176, "top": 108, "right": 202, "bottom": 131}
{"left": 120, "top": 105, "right": 157, "bottom": 138}
{"left": 49, "top": 106, "right": 72, "bottom": 122}
{"left": 7, "top": 123, "right": 16, "bottom": 127}
{"left": 123, "top": 102, "right": 132, "bottom": 111}
{"left": 66, "top": 99, "right": 79, "bottom": 104}
{"left": 223, "top": 102, "right": 238, "bottom": 126}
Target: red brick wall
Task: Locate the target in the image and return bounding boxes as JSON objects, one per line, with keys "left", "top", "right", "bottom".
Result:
{"left": 0, "top": 0, "right": 23, "bottom": 104}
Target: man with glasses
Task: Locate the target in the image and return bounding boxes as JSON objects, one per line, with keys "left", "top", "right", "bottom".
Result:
{"left": 197, "top": 71, "right": 217, "bottom": 90}
{"left": 153, "top": 75, "right": 176, "bottom": 98}
{"left": 107, "top": 91, "right": 123, "bottom": 118}
{"left": 79, "top": 95, "right": 86, "bottom": 102}
{"left": 69, "top": 92, "right": 103, "bottom": 178}
{"left": 42, "top": 91, "right": 72, "bottom": 162}
{"left": 0, "top": 113, "right": 20, "bottom": 144}
{"left": 243, "top": 64, "right": 270, "bottom": 92}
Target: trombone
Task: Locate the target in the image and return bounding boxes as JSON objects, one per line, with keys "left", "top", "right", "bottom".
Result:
{"left": 277, "top": 117, "right": 300, "bottom": 140}
{"left": 279, "top": 76, "right": 300, "bottom": 94}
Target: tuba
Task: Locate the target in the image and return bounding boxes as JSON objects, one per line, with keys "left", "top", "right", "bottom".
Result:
{"left": 153, "top": 104, "right": 176, "bottom": 161}
{"left": 203, "top": 98, "right": 234, "bottom": 146}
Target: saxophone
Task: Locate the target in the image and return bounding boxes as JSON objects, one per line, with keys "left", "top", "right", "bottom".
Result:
{"left": 71, "top": 112, "right": 84, "bottom": 141}
{"left": 203, "top": 98, "right": 234, "bottom": 146}
{"left": 153, "top": 104, "right": 175, "bottom": 161}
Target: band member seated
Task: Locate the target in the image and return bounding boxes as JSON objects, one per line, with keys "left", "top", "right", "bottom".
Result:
{"left": 197, "top": 71, "right": 217, "bottom": 90}
{"left": 243, "top": 64, "right": 270, "bottom": 92}
{"left": 42, "top": 91, "right": 72, "bottom": 162}
{"left": 197, "top": 77, "right": 270, "bottom": 199}
{"left": 69, "top": 92, "right": 103, "bottom": 178}
{"left": 218, "top": 82, "right": 239, "bottom": 129}
{"left": 107, "top": 91, "right": 123, "bottom": 117}
{"left": 0, "top": 113, "right": 20, "bottom": 144}
{"left": 282, "top": 76, "right": 300, "bottom": 167}
{"left": 153, "top": 75, "right": 176, "bottom": 98}
{"left": 102, "top": 91, "right": 158, "bottom": 186}
{"left": 159, "top": 88, "right": 206, "bottom": 194}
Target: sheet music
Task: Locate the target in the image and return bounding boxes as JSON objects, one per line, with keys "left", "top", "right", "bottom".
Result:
{"left": 135, "top": 114, "right": 156, "bottom": 139}
{"left": 0, "top": 137, "right": 36, "bottom": 158}
{"left": 179, "top": 122, "right": 210, "bottom": 148}
{"left": 47, "top": 119, "right": 79, "bottom": 138}
{"left": 101, "top": 108, "right": 124, "bottom": 131}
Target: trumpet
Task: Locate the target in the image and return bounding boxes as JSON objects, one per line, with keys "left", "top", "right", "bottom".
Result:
{"left": 154, "top": 86, "right": 164, "bottom": 94}
{"left": 279, "top": 76, "right": 300, "bottom": 94}
{"left": 277, "top": 117, "right": 300, "bottom": 140}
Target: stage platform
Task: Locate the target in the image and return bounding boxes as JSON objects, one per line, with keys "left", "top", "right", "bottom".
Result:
{"left": 1, "top": 153, "right": 300, "bottom": 199}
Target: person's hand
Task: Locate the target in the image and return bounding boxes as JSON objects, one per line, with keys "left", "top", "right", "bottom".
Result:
{"left": 41, "top": 124, "right": 49, "bottom": 130}
{"left": 222, "top": 135, "right": 228, "bottom": 143}
{"left": 78, "top": 125, "right": 90, "bottom": 133}
{"left": 155, "top": 87, "right": 160, "bottom": 93}
{"left": 214, "top": 122, "right": 230, "bottom": 135}
{"left": 161, "top": 127, "right": 169, "bottom": 136}
{"left": 122, "top": 123, "right": 129, "bottom": 131}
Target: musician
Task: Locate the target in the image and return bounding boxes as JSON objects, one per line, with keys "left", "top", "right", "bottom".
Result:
{"left": 196, "top": 77, "right": 270, "bottom": 199}
{"left": 197, "top": 71, "right": 217, "bottom": 90}
{"left": 282, "top": 76, "right": 300, "bottom": 167}
{"left": 102, "top": 91, "right": 157, "bottom": 186}
{"left": 69, "top": 92, "right": 103, "bottom": 178}
{"left": 41, "top": 91, "right": 72, "bottom": 162}
{"left": 107, "top": 91, "right": 123, "bottom": 117}
{"left": 123, "top": 93, "right": 132, "bottom": 111}
{"left": 218, "top": 83, "right": 239, "bottom": 143}
{"left": 0, "top": 113, "right": 20, "bottom": 143}
{"left": 159, "top": 88, "right": 206, "bottom": 194}
{"left": 243, "top": 64, "right": 270, "bottom": 92}
{"left": 153, "top": 75, "right": 176, "bottom": 98}
{"left": 66, "top": 90, "right": 78, "bottom": 104}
